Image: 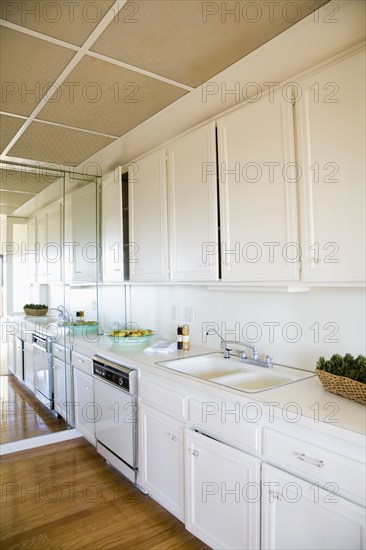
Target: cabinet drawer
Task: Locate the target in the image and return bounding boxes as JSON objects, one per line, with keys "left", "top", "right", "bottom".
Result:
{"left": 139, "top": 379, "right": 187, "bottom": 420}
{"left": 71, "top": 350, "right": 93, "bottom": 375}
{"left": 263, "top": 428, "right": 365, "bottom": 504}
{"left": 53, "top": 343, "right": 71, "bottom": 364}
{"left": 189, "top": 397, "right": 260, "bottom": 454}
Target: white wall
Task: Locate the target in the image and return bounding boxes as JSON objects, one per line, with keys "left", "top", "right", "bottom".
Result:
{"left": 127, "top": 285, "right": 365, "bottom": 371}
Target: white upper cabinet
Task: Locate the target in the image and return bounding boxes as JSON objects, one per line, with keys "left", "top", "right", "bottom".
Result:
{"left": 102, "top": 169, "right": 125, "bottom": 283}
{"left": 129, "top": 149, "right": 169, "bottom": 282}
{"left": 36, "top": 202, "right": 62, "bottom": 283}
{"left": 168, "top": 122, "right": 219, "bottom": 281}
{"left": 217, "top": 89, "right": 299, "bottom": 282}
{"left": 71, "top": 182, "right": 99, "bottom": 282}
{"left": 27, "top": 217, "right": 37, "bottom": 282}
{"left": 296, "top": 47, "right": 365, "bottom": 282}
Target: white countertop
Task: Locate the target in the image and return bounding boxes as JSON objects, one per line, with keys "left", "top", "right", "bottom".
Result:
{"left": 10, "top": 316, "right": 366, "bottom": 439}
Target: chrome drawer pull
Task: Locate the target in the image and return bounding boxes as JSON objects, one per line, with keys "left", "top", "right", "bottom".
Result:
{"left": 296, "top": 452, "right": 325, "bottom": 468}
{"left": 192, "top": 450, "right": 199, "bottom": 457}
{"left": 168, "top": 433, "right": 177, "bottom": 442}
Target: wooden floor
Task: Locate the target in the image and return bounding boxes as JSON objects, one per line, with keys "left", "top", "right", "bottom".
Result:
{"left": 0, "top": 374, "right": 68, "bottom": 444}
{"left": 0, "top": 437, "right": 210, "bottom": 550}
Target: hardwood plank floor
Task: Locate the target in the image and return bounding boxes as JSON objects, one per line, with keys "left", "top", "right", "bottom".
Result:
{"left": 0, "top": 438, "right": 210, "bottom": 550}
{"left": 0, "top": 374, "right": 68, "bottom": 444}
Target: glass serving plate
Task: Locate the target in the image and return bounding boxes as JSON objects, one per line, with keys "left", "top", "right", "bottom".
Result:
{"left": 107, "top": 329, "right": 156, "bottom": 345}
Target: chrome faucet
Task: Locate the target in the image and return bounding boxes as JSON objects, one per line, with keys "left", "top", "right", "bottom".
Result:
{"left": 49, "top": 305, "right": 72, "bottom": 322}
{"left": 206, "top": 327, "right": 273, "bottom": 368}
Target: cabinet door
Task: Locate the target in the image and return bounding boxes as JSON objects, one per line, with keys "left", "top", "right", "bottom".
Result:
{"left": 185, "top": 429, "right": 260, "bottom": 550}
{"left": 102, "top": 170, "right": 124, "bottom": 282}
{"left": 262, "top": 464, "right": 365, "bottom": 550}
{"left": 53, "top": 357, "right": 66, "bottom": 419}
{"left": 14, "top": 337, "right": 23, "bottom": 381}
{"left": 168, "top": 122, "right": 218, "bottom": 281}
{"left": 129, "top": 149, "right": 168, "bottom": 281}
{"left": 23, "top": 342, "right": 34, "bottom": 392}
{"left": 35, "top": 204, "right": 62, "bottom": 282}
{"left": 27, "top": 217, "right": 37, "bottom": 282}
{"left": 297, "top": 48, "right": 365, "bottom": 282}
{"left": 72, "top": 182, "right": 99, "bottom": 282}
{"left": 7, "top": 335, "right": 15, "bottom": 374}
{"left": 217, "top": 90, "right": 299, "bottom": 281}
{"left": 73, "top": 368, "right": 96, "bottom": 445}
{"left": 140, "top": 404, "right": 184, "bottom": 520}
{"left": 46, "top": 202, "right": 62, "bottom": 282}
{"left": 36, "top": 211, "right": 48, "bottom": 282}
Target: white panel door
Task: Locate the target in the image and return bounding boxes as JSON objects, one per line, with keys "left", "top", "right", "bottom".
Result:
{"left": 262, "top": 464, "right": 365, "bottom": 550}
{"left": 168, "top": 122, "right": 218, "bottom": 281}
{"left": 140, "top": 404, "right": 184, "bottom": 520}
{"left": 297, "top": 48, "right": 365, "bottom": 282}
{"left": 46, "top": 202, "right": 62, "bottom": 282}
{"left": 102, "top": 170, "right": 124, "bottom": 282}
{"left": 185, "top": 429, "right": 260, "bottom": 550}
{"left": 217, "top": 89, "right": 299, "bottom": 281}
{"left": 129, "top": 149, "right": 169, "bottom": 281}
{"left": 72, "top": 182, "right": 98, "bottom": 282}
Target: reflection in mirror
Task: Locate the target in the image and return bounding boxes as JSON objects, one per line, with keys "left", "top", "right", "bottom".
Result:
{"left": 0, "top": 162, "right": 101, "bottom": 445}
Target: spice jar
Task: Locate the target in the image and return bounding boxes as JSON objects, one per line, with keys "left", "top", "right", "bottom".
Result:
{"left": 182, "top": 324, "right": 190, "bottom": 350}
{"left": 177, "top": 325, "right": 183, "bottom": 349}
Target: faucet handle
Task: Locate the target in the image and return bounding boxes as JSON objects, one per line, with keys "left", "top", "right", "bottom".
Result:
{"left": 265, "top": 355, "right": 273, "bottom": 368}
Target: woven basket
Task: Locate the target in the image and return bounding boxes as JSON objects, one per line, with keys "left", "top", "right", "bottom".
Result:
{"left": 24, "top": 307, "right": 48, "bottom": 316}
{"left": 316, "top": 368, "right": 366, "bottom": 406}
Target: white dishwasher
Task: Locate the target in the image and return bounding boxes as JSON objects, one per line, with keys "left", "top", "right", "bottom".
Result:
{"left": 93, "top": 356, "right": 138, "bottom": 484}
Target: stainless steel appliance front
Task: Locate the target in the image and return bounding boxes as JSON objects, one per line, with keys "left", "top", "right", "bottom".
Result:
{"left": 93, "top": 355, "right": 138, "bottom": 484}
{"left": 32, "top": 333, "right": 54, "bottom": 410}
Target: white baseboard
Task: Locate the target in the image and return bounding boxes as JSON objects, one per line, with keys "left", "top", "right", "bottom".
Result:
{"left": 0, "top": 428, "right": 83, "bottom": 455}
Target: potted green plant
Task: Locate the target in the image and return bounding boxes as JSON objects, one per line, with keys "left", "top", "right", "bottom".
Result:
{"left": 316, "top": 353, "right": 366, "bottom": 405}
{"left": 23, "top": 303, "right": 48, "bottom": 316}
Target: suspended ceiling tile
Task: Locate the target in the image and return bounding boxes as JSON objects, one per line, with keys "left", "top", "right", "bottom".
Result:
{"left": 0, "top": 189, "right": 35, "bottom": 206}
{"left": 0, "top": 27, "right": 75, "bottom": 116}
{"left": 37, "top": 55, "right": 187, "bottom": 136}
{"left": 91, "top": 0, "right": 329, "bottom": 88}
{"left": 0, "top": 204, "right": 21, "bottom": 215}
{"left": 0, "top": 114, "right": 25, "bottom": 153}
{"left": 7, "top": 122, "right": 115, "bottom": 165}
{"left": 0, "top": 0, "right": 116, "bottom": 46}
{"left": 0, "top": 168, "right": 59, "bottom": 195}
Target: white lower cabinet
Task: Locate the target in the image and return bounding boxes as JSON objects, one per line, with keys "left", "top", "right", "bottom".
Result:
{"left": 140, "top": 404, "right": 184, "bottom": 520}
{"left": 72, "top": 351, "right": 95, "bottom": 445}
{"left": 261, "top": 464, "right": 365, "bottom": 550}
{"left": 185, "top": 429, "right": 260, "bottom": 550}
{"left": 23, "top": 341, "right": 34, "bottom": 392}
{"left": 73, "top": 368, "right": 95, "bottom": 445}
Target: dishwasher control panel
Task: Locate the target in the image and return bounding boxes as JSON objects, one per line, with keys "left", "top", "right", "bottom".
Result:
{"left": 93, "top": 356, "right": 136, "bottom": 394}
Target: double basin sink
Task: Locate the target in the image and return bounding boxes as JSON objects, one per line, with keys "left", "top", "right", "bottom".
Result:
{"left": 157, "top": 353, "right": 315, "bottom": 393}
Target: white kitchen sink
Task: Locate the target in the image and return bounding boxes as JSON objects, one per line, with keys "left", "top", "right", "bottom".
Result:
{"left": 157, "top": 353, "right": 315, "bottom": 392}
